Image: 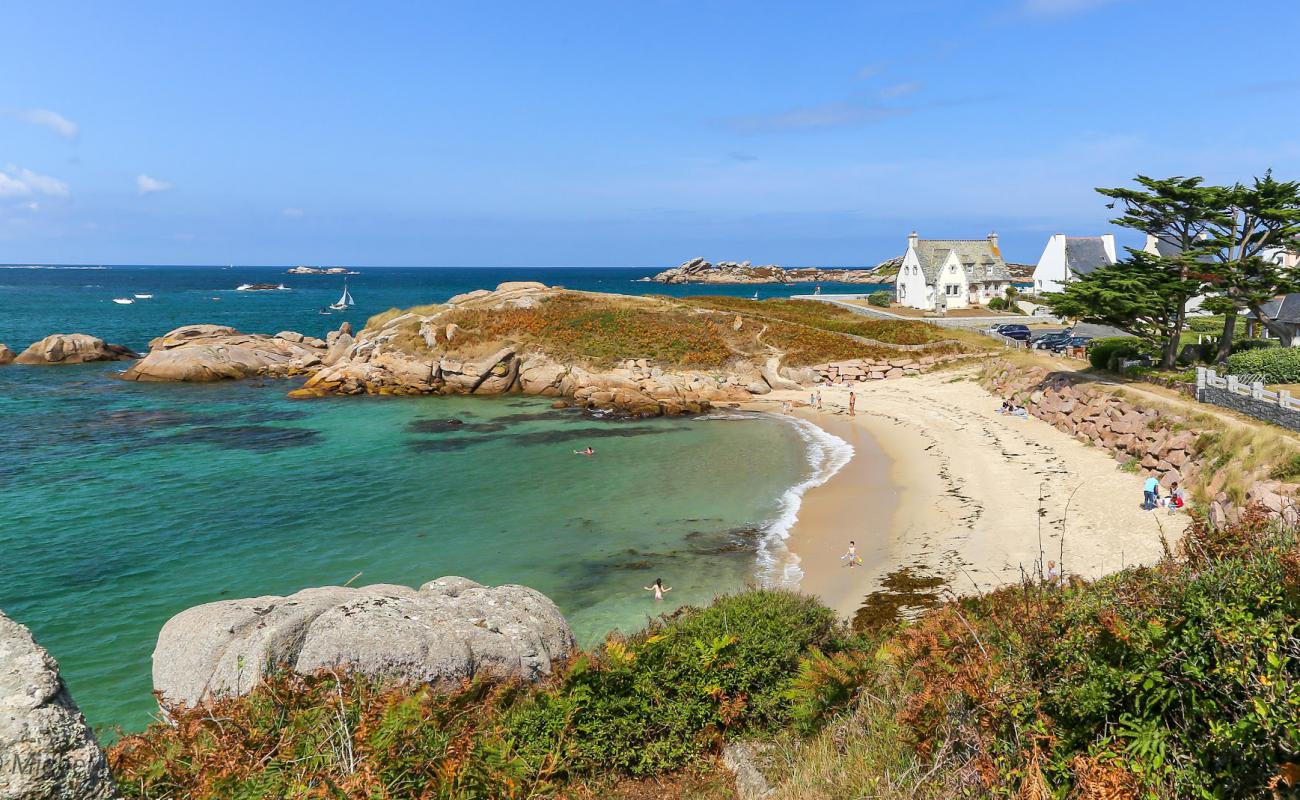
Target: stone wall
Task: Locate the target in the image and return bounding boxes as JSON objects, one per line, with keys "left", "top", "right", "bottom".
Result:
{"left": 1196, "top": 366, "right": 1300, "bottom": 433}
{"left": 811, "top": 352, "right": 971, "bottom": 384}
{"left": 982, "top": 361, "right": 1300, "bottom": 530}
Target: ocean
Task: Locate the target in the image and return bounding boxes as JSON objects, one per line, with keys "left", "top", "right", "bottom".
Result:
{"left": 0, "top": 265, "right": 867, "bottom": 734}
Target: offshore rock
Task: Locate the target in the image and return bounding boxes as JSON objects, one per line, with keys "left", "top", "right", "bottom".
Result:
{"left": 152, "top": 578, "right": 576, "bottom": 708}
{"left": 0, "top": 344, "right": 14, "bottom": 365}
{"left": 0, "top": 610, "right": 119, "bottom": 799}
{"left": 13, "top": 334, "right": 138, "bottom": 365}
{"left": 121, "top": 325, "right": 327, "bottom": 382}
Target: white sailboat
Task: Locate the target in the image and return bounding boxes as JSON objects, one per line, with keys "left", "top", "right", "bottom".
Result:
{"left": 112, "top": 297, "right": 134, "bottom": 305}
{"left": 329, "top": 280, "right": 355, "bottom": 311}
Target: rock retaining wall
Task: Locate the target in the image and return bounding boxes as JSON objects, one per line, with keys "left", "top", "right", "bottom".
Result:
{"left": 982, "top": 361, "right": 1300, "bottom": 530}
{"left": 812, "top": 352, "right": 971, "bottom": 384}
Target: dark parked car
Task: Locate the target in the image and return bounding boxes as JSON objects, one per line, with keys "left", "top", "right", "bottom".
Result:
{"left": 998, "top": 324, "right": 1032, "bottom": 341}
{"left": 1049, "top": 335, "right": 1093, "bottom": 353}
{"left": 1032, "top": 329, "right": 1073, "bottom": 349}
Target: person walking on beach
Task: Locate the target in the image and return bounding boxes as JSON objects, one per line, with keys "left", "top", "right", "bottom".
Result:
{"left": 815, "top": 390, "right": 823, "bottom": 410}
{"left": 644, "top": 578, "right": 671, "bottom": 600}
{"left": 842, "top": 540, "right": 861, "bottom": 568}
{"left": 848, "top": 390, "right": 856, "bottom": 417}
{"left": 1142, "top": 475, "right": 1159, "bottom": 510}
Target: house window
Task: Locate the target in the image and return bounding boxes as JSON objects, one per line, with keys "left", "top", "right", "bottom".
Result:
{"left": 946, "top": 284, "right": 959, "bottom": 296}
{"left": 899, "top": 285, "right": 906, "bottom": 299}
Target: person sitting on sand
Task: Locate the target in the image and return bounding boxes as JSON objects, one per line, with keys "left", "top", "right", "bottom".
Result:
{"left": 1010, "top": 405, "right": 1029, "bottom": 418}
{"left": 574, "top": 446, "right": 595, "bottom": 456}
{"left": 644, "top": 578, "right": 671, "bottom": 600}
{"left": 999, "top": 400, "right": 1013, "bottom": 414}
{"left": 841, "top": 540, "right": 861, "bottom": 568}
{"left": 1167, "top": 481, "right": 1186, "bottom": 513}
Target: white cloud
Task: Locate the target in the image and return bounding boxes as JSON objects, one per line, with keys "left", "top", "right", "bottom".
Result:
{"left": 281, "top": 207, "right": 305, "bottom": 218}
{"left": 1021, "top": 0, "right": 1121, "bottom": 16}
{"left": 137, "top": 174, "right": 173, "bottom": 195}
{"left": 0, "top": 165, "right": 70, "bottom": 197}
{"left": 17, "top": 108, "right": 79, "bottom": 141}
{"left": 23, "top": 201, "right": 39, "bottom": 211}
{"left": 854, "top": 62, "right": 887, "bottom": 81}
{"left": 879, "top": 81, "right": 922, "bottom": 99}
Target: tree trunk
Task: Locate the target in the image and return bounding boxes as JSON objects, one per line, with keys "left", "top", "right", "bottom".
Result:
{"left": 1215, "top": 310, "right": 1237, "bottom": 363}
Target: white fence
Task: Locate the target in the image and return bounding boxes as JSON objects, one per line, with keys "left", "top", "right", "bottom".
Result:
{"left": 1197, "top": 367, "right": 1300, "bottom": 411}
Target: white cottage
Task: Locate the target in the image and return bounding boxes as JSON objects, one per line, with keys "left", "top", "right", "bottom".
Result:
{"left": 1031, "top": 234, "right": 1117, "bottom": 294}
{"left": 893, "top": 232, "right": 1013, "bottom": 311}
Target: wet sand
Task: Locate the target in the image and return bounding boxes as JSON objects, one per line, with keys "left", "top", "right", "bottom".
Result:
{"left": 750, "top": 369, "right": 1175, "bottom": 619}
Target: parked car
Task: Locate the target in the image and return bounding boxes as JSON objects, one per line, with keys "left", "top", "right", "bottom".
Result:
{"left": 984, "top": 323, "right": 1010, "bottom": 335}
{"left": 998, "top": 324, "right": 1032, "bottom": 341}
{"left": 1049, "top": 335, "right": 1093, "bottom": 353}
{"left": 1032, "top": 329, "right": 1074, "bottom": 349}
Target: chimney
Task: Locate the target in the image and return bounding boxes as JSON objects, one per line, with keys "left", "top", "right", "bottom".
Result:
{"left": 908, "top": 231, "right": 918, "bottom": 249}
{"left": 987, "top": 231, "right": 999, "bottom": 249}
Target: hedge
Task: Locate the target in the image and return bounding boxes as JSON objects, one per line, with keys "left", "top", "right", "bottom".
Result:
{"left": 1225, "top": 347, "right": 1300, "bottom": 383}
{"left": 1086, "top": 336, "right": 1144, "bottom": 370}
{"left": 867, "top": 290, "right": 892, "bottom": 308}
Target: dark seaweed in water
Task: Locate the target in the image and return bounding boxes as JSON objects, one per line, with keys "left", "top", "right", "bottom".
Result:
{"left": 684, "top": 526, "right": 762, "bottom": 555}
{"left": 154, "top": 425, "right": 322, "bottom": 452}
{"left": 407, "top": 424, "right": 667, "bottom": 452}
{"left": 853, "top": 568, "right": 945, "bottom": 633}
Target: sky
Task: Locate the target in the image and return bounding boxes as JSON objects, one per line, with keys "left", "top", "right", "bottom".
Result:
{"left": 2, "top": 0, "right": 1299, "bottom": 267}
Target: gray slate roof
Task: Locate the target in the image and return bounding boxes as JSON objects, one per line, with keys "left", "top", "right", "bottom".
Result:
{"left": 912, "top": 239, "right": 1011, "bottom": 284}
{"left": 1253, "top": 294, "right": 1300, "bottom": 324}
{"left": 1064, "top": 237, "right": 1113, "bottom": 277}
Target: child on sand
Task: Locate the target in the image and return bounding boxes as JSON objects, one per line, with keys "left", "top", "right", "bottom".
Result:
{"left": 841, "top": 540, "right": 862, "bottom": 568}
{"left": 644, "top": 578, "right": 671, "bottom": 600}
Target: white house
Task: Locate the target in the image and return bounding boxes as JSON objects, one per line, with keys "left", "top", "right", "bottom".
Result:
{"left": 893, "top": 232, "right": 1013, "bottom": 311}
{"left": 1030, "top": 234, "right": 1116, "bottom": 294}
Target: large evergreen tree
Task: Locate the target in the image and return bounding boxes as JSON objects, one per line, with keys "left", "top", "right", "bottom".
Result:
{"left": 1201, "top": 172, "right": 1300, "bottom": 354}
{"left": 1045, "top": 250, "right": 1200, "bottom": 368}
{"left": 1095, "top": 175, "right": 1223, "bottom": 355}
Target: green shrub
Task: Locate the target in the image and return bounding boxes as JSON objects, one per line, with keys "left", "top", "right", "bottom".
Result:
{"left": 1226, "top": 347, "right": 1300, "bottom": 383}
{"left": 867, "top": 290, "right": 892, "bottom": 308}
{"left": 1230, "top": 337, "right": 1279, "bottom": 354}
{"left": 987, "top": 297, "right": 1006, "bottom": 311}
{"left": 505, "top": 589, "right": 840, "bottom": 777}
{"left": 1086, "top": 336, "right": 1143, "bottom": 370}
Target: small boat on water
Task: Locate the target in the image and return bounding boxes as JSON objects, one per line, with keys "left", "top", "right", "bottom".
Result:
{"left": 134, "top": 293, "right": 153, "bottom": 299}
{"left": 112, "top": 298, "right": 134, "bottom": 305}
{"left": 328, "top": 279, "right": 355, "bottom": 311}
{"left": 236, "top": 283, "right": 287, "bottom": 291}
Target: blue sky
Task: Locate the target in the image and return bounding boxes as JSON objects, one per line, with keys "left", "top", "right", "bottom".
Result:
{"left": 3, "top": 0, "right": 1298, "bottom": 267}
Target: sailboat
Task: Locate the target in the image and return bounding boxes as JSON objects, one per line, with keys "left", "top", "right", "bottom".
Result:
{"left": 329, "top": 280, "right": 355, "bottom": 311}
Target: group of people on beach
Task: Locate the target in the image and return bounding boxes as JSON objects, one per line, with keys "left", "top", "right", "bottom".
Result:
{"left": 1143, "top": 476, "right": 1186, "bottom": 513}
{"left": 997, "top": 399, "right": 1029, "bottom": 418}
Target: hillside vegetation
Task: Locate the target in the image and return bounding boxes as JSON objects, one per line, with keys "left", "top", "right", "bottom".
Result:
{"left": 364, "top": 291, "right": 975, "bottom": 369}
{"left": 109, "top": 513, "right": 1300, "bottom": 799}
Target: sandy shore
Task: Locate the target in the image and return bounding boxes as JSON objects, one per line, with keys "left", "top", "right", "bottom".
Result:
{"left": 748, "top": 369, "right": 1174, "bottom": 619}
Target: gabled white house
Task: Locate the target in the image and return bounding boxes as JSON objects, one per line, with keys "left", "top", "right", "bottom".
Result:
{"left": 1143, "top": 232, "right": 1216, "bottom": 315}
{"left": 1030, "top": 234, "right": 1116, "bottom": 294}
{"left": 893, "top": 232, "right": 1013, "bottom": 311}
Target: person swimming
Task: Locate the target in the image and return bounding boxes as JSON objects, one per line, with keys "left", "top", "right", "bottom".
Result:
{"left": 644, "top": 578, "right": 672, "bottom": 600}
{"left": 574, "top": 446, "right": 595, "bottom": 456}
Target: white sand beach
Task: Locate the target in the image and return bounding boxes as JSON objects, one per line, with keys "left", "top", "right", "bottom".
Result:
{"left": 748, "top": 369, "right": 1176, "bottom": 618}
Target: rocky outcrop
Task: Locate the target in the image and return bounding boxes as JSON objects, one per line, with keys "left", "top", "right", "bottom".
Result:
{"left": 152, "top": 577, "right": 576, "bottom": 709}
{"left": 13, "top": 334, "right": 138, "bottom": 365}
{"left": 649, "top": 258, "right": 883, "bottom": 285}
{"left": 982, "top": 361, "right": 1300, "bottom": 529}
{"left": 0, "top": 611, "right": 118, "bottom": 799}
{"left": 292, "top": 283, "right": 760, "bottom": 414}
{"left": 0, "top": 344, "right": 14, "bottom": 365}
{"left": 120, "top": 324, "right": 328, "bottom": 382}
{"left": 812, "top": 353, "right": 971, "bottom": 384}
{"left": 286, "top": 266, "right": 352, "bottom": 275}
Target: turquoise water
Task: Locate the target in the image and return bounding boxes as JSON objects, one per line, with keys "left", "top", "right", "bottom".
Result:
{"left": 0, "top": 266, "right": 856, "bottom": 734}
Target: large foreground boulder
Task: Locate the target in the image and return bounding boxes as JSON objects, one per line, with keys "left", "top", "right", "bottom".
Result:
{"left": 0, "top": 611, "right": 118, "bottom": 799}
{"left": 152, "top": 577, "right": 576, "bottom": 708}
{"left": 13, "top": 334, "right": 138, "bottom": 365}
{"left": 121, "top": 325, "right": 327, "bottom": 382}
